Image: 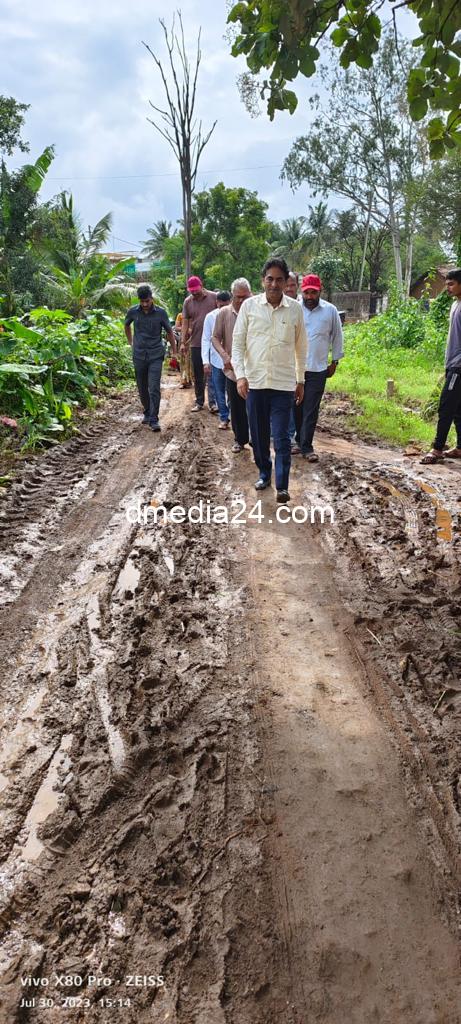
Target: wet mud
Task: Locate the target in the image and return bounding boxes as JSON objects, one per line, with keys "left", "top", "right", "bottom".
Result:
{"left": 1, "top": 385, "right": 461, "bottom": 1022}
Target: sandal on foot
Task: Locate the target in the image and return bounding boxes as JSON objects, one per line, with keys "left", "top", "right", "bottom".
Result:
{"left": 420, "top": 451, "right": 444, "bottom": 464}
{"left": 444, "top": 447, "right": 461, "bottom": 459}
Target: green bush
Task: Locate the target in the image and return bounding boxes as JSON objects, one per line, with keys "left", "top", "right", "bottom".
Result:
{"left": 360, "top": 298, "right": 425, "bottom": 349}
{"left": 0, "top": 307, "right": 133, "bottom": 448}
{"left": 346, "top": 293, "right": 448, "bottom": 361}
{"left": 327, "top": 297, "right": 452, "bottom": 446}
{"left": 427, "top": 289, "right": 451, "bottom": 332}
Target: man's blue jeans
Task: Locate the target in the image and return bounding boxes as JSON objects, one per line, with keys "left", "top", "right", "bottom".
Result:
{"left": 211, "top": 365, "right": 229, "bottom": 422}
{"left": 247, "top": 389, "right": 293, "bottom": 491}
{"left": 207, "top": 370, "right": 217, "bottom": 409}
{"left": 133, "top": 351, "right": 164, "bottom": 424}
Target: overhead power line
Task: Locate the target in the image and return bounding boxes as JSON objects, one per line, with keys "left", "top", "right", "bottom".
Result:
{"left": 47, "top": 162, "right": 283, "bottom": 181}
{"left": 113, "top": 236, "right": 143, "bottom": 248}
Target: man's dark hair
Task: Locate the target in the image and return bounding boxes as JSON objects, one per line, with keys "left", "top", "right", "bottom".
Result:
{"left": 446, "top": 268, "right": 461, "bottom": 284}
{"left": 137, "top": 284, "right": 153, "bottom": 299}
{"left": 216, "top": 290, "right": 231, "bottom": 302}
{"left": 261, "top": 257, "right": 289, "bottom": 280}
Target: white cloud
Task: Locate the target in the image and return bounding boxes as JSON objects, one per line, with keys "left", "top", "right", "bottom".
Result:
{"left": 2, "top": 0, "right": 415, "bottom": 250}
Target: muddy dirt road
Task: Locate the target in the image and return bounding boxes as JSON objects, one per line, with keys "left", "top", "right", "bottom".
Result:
{"left": 0, "top": 384, "right": 460, "bottom": 1023}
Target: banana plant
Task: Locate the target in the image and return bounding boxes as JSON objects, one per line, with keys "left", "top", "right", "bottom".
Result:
{"left": 0, "top": 146, "right": 54, "bottom": 315}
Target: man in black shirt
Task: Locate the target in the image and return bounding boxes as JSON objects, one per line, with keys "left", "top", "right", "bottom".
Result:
{"left": 124, "top": 285, "right": 176, "bottom": 432}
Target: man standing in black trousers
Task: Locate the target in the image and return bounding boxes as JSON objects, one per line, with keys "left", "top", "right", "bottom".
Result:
{"left": 124, "top": 285, "right": 176, "bottom": 432}
{"left": 293, "top": 274, "right": 344, "bottom": 462}
{"left": 180, "top": 276, "right": 217, "bottom": 412}
{"left": 421, "top": 268, "right": 461, "bottom": 465}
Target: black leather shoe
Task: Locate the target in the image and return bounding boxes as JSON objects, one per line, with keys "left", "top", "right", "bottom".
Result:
{"left": 255, "top": 477, "right": 271, "bottom": 491}
{"left": 276, "top": 490, "right": 290, "bottom": 503}
{"left": 149, "top": 421, "right": 161, "bottom": 432}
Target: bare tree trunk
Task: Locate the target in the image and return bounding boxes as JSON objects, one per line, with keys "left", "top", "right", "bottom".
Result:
{"left": 181, "top": 177, "right": 191, "bottom": 280}
{"left": 143, "top": 16, "right": 217, "bottom": 283}
{"left": 403, "top": 195, "right": 419, "bottom": 296}
{"left": 388, "top": 204, "right": 403, "bottom": 293}
{"left": 404, "top": 235, "right": 414, "bottom": 297}
{"left": 374, "top": 92, "right": 403, "bottom": 293}
{"left": 358, "top": 190, "right": 373, "bottom": 292}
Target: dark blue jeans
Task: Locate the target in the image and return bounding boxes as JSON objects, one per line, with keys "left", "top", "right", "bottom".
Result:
{"left": 133, "top": 351, "right": 164, "bottom": 424}
{"left": 211, "top": 365, "right": 229, "bottom": 422}
{"left": 247, "top": 389, "right": 293, "bottom": 490}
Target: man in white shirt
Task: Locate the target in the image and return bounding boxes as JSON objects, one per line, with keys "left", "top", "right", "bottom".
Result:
{"left": 201, "top": 290, "right": 231, "bottom": 424}
{"left": 284, "top": 270, "right": 299, "bottom": 299}
{"left": 232, "top": 257, "right": 307, "bottom": 503}
{"left": 212, "top": 278, "right": 252, "bottom": 449}
{"left": 294, "top": 273, "right": 344, "bottom": 462}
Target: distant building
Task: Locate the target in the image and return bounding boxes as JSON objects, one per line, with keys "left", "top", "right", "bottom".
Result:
{"left": 410, "top": 265, "right": 455, "bottom": 300}
{"left": 102, "top": 252, "right": 138, "bottom": 275}
{"left": 331, "top": 290, "right": 386, "bottom": 322}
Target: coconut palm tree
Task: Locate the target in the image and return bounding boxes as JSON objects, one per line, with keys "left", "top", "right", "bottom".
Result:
{"left": 271, "top": 216, "right": 310, "bottom": 270}
{"left": 140, "top": 220, "right": 176, "bottom": 261}
{"left": 37, "top": 192, "right": 135, "bottom": 315}
{"left": 307, "top": 201, "right": 333, "bottom": 254}
{"left": 41, "top": 258, "right": 136, "bottom": 317}
{"left": 37, "top": 192, "right": 113, "bottom": 275}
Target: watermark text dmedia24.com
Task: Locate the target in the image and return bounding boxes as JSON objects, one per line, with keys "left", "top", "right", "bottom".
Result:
{"left": 126, "top": 498, "right": 335, "bottom": 527}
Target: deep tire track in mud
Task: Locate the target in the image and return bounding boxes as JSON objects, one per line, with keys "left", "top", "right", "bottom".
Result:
{"left": 1, "top": 385, "right": 461, "bottom": 1023}
{"left": 0, "top": 388, "right": 283, "bottom": 1023}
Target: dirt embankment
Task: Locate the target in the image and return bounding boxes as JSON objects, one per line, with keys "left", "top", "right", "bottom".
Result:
{"left": 0, "top": 385, "right": 460, "bottom": 1023}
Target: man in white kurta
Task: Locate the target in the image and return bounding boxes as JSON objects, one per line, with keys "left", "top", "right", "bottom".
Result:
{"left": 232, "top": 258, "right": 307, "bottom": 502}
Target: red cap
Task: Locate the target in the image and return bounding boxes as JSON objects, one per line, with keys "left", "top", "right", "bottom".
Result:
{"left": 187, "top": 275, "right": 203, "bottom": 292}
{"left": 301, "top": 274, "right": 322, "bottom": 292}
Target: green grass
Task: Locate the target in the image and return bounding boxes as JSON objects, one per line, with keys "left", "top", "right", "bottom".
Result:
{"left": 327, "top": 316, "right": 454, "bottom": 448}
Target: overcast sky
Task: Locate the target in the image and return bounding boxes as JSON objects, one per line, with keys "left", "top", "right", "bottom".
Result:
{"left": 2, "top": 0, "right": 415, "bottom": 253}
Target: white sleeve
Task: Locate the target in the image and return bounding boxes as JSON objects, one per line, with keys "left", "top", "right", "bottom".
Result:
{"left": 232, "top": 300, "right": 250, "bottom": 380}
{"left": 201, "top": 313, "right": 213, "bottom": 364}
{"left": 331, "top": 309, "right": 344, "bottom": 361}
{"left": 295, "top": 307, "right": 308, "bottom": 383}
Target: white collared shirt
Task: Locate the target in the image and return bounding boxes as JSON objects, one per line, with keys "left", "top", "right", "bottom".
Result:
{"left": 300, "top": 297, "right": 344, "bottom": 372}
{"left": 232, "top": 292, "right": 307, "bottom": 390}
{"left": 201, "top": 308, "right": 223, "bottom": 369}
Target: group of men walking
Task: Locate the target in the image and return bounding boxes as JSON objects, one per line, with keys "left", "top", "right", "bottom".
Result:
{"left": 126, "top": 260, "right": 461, "bottom": 497}
{"left": 125, "top": 256, "right": 344, "bottom": 502}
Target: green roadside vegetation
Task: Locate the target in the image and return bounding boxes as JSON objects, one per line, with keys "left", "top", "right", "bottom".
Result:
{"left": 327, "top": 293, "right": 452, "bottom": 448}
{"left": 0, "top": 309, "right": 134, "bottom": 459}
{"left": 2, "top": 85, "right": 460, "bottom": 462}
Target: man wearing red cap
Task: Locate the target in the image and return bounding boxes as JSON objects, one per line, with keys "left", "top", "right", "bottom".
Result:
{"left": 181, "top": 276, "right": 218, "bottom": 411}
{"left": 294, "top": 273, "right": 344, "bottom": 461}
